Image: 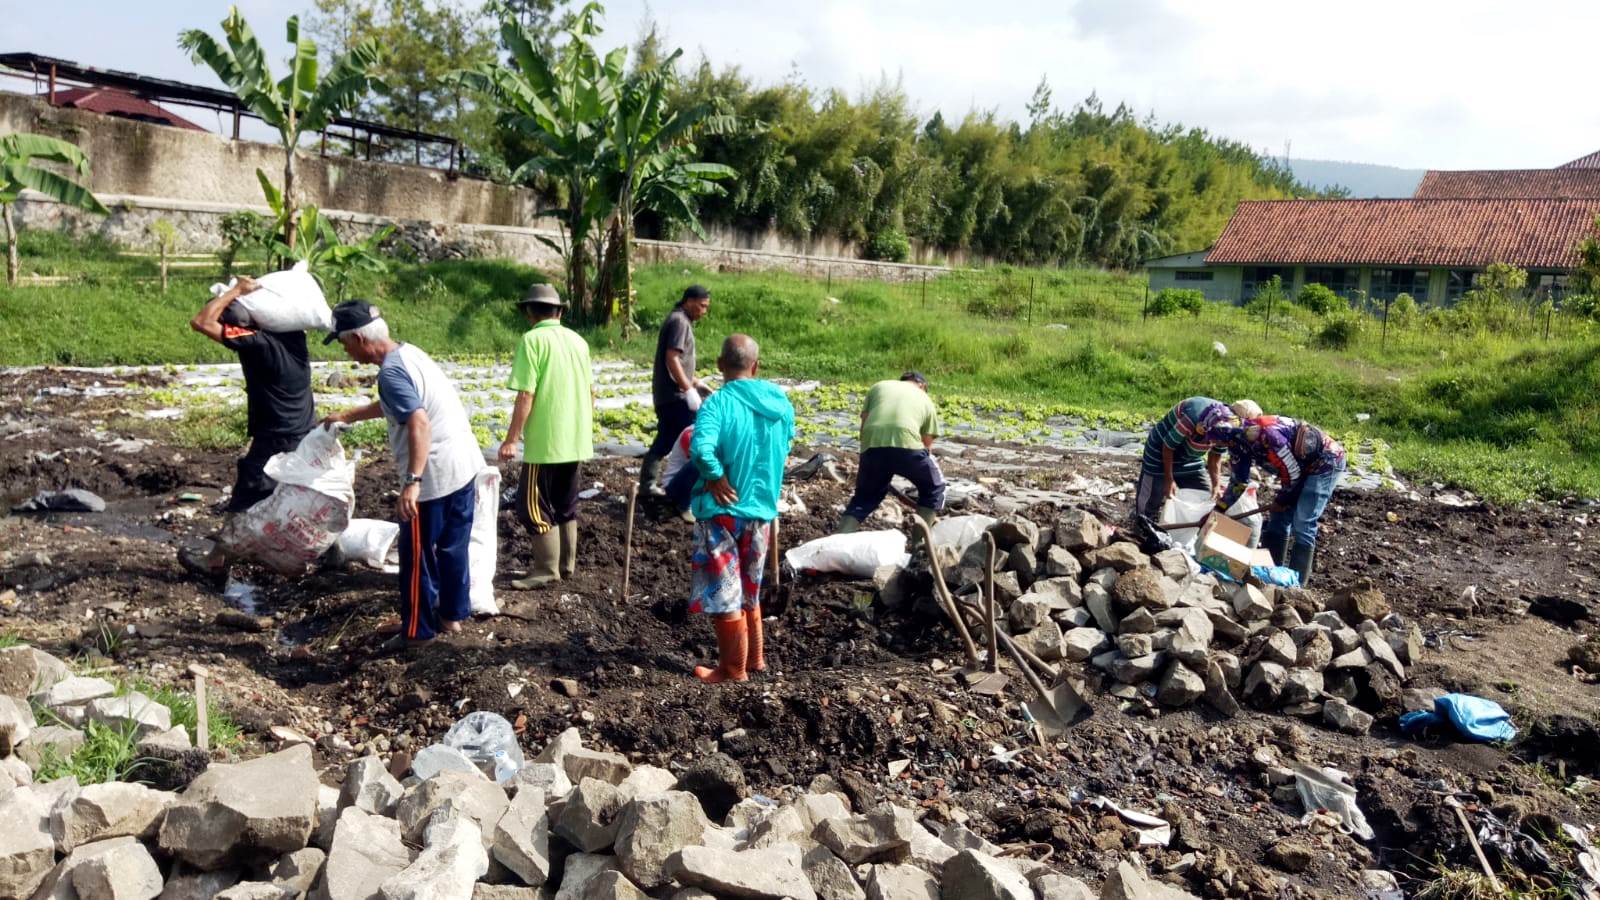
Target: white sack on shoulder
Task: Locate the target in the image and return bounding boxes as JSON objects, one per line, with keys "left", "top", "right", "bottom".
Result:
{"left": 216, "top": 261, "right": 334, "bottom": 332}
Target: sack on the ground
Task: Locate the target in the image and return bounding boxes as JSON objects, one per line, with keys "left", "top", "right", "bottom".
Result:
{"left": 467, "top": 467, "right": 500, "bottom": 616}
{"left": 336, "top": 518, "right": 400, "bottom": 569}
{"left": 785, "top": 530, "right": 909, "bottom": 578}
{"left": 217, "top": 261, "right": 333, "bottom": 333}
{"left": 1160, "top": 485, "right": 1261, "bottom": 554}
{"left": 218, "top": 425, "right": 356, "bottom": 575}
{"left": 930, "top": 514, "right": 997, "bottom": 559}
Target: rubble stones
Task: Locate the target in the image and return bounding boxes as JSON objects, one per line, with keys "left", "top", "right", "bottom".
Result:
{"left": 380, "top": 817, "right": 488, "bottom": 900}
{"left": 940, "top": 849, "right": 1031, "bottom": 900}
{"left": 1013, "top": 621, "right": 1064, "bottom": 663}
{"left": 1112, "top": 568, "right": 1169, "bottom": 613}
{"left": 1202, "top": 660, "right": 1241, "bottom": 717}
{"left": 51, "top": 781, "right": 174, "bottom": 852}
{"left": 509, "top": 763, "right": 571, "bottom": 801}
{"left": 1151, "top": 548, "right": 1190, "bottom": 581}
{"left": 0, "top": 695, "right": 35, "bottom": 755}
{"left": 1167, "top": 611, "right": 1213, "bottom": 668}
{"left": 678, "top": 754, "right": 746, "bottom": 821}
{"left": 987, "top": 516, "right": 1039, "bottom": 551}
{"left": 989, "top": 572, "right": 1022, "bottom": 607}
{"left": 1006, "top": 547, "right": 1037, "bottom": 587}
{"left": 1084, "top": 586, "right": 1118, "bottom": 633}
{"left": 0, "top": 648, "right": 37, "bottom": 700}
{"left": 1359, "top": 622, "right": 1406, "bottom": 679}
{"left": 1266, "top": 840, "right": 1314, "bottom": 873}
{"left": 1028, "top": 577, "right": 1082, "bottom": 607}
{"left": 1115, "top": 634, "right": 1154, "bottom": 659}
{"left": 267, "top": 846, "right": 325, "bottom": 897}
{"left": 1391, "top": 624, "right": 1424, "bottom": 666}
{"left": 1324, "top": 698, "right": 1375, "bottom": 735}
{"left": 0, "top": 788, "right": 56, "bottom": 897}
{"left": 864, "top": 863, "right": 939, "bottom": 900}
{"left": 553, "top": 853, "right": 619, "bottom": 900}
{"left": 1157, "top": 664, "right": 1206, "bottom": 707}
{"left": 575, "top": 870, "right": 648, "bottom": 900}
{"left": 1118, "top": 607, "right": 1156, "bottom": 635}
{"left": 1008, "top": 597, "right": 1051, "bottom": 632}
{"left": 1402, "top": 687, "right": 1446, "bottom": 713}
{"left": 1101, "top": 860, "right": 1200, "bottom": 900}
{"left": 340, "top": 757, "right": 404, "bottom": 818}
{"left": 314, "top": 808, "right": 415, "bottom": 900}
{"left": 1296, "top": 630, "right": 1334, "bottom": 670}
{"left": 555, "top": 779, "right": 624, "bottom": 854}
{"left": 491, "top": 788, "right": 550, "bottom": 887}
{"left": 616, "top": 765, "right": 676, "bottom": 804}
{"left": 163, "top": 870, "right": 246, "bottom": 899}
{"left": 1329, "top": 581, "right": 1390, "bottom": 626}
{"left": 1231, "top": 585, "right": 1272, "bottom": 621}
{"left": 18, "top": 725, "right": 84, "bottom": 768}
{"left": 614, "top": 791, "right": 713, "bottom": 890}
{"left": 535, "top": 729, "right": 632, "bottom": 786}
{"left": 395, "top": 771, "right": 508, "bottom": 849}
{"left": 1243, "top": 663, "right": 1287, "bottom": 707}
{"left": 160, "top": 744, "right": 318, "bottom": 869}
{"left": 1281, "top": 669, "right": 1325, "bottom": 705}
{"left": 1034, "top": 873, "right": 1095, "bottom": 900}
{"left": 666, "top": 845, "right": 817, "bottom": 900}
{"left": 1053, "top": 510, "right": 1107, "bottom": 552}
{"left": 1043, "top": 547, "right": 1081, "bottom": 580}
{"left": 1330, "top": 627, "right": 1362, "bottom": 655}
{"left": 815, "top": 804, "right": 915, "bottom": 865}
{"left": 1110, "top": 653, "right": 1163, "bottom": 685}
{"left": 86, "top": 693, "right": 171, "bottom": 738}
{"left": 1329, "top": 647, "right": 1374, "bottom": 670}
{"left": 1257, "top": 632, "right": 1298, "bottom": 668}
{"left": 1083, "top": 543, "right": 1146, "bottom": 573}
{"left": 70, "top": 837, "right": 164, "bottom": 900}
{"left": 802, "top": 846, "right": 864, "bottom": 900}
{"left": 216, "top": 885, "right": 287, "bottom": 900}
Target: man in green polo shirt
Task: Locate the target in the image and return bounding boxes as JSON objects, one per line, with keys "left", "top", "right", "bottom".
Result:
{"left": 498, "top": 283, "right": 594, "bottom": 589}
{"left": 836, "top": 372, "right": 945, "bottom": 533}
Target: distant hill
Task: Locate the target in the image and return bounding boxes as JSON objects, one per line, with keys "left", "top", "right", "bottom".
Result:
{"left": 1286, "top": 158, "right": 1426, "bottom": 198}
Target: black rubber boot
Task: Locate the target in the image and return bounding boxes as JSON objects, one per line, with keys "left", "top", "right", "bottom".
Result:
{"left": 1267, "top": 531, "right": 1292, "bottom": 567}
{"left": 638, "top": 453, "right": 663, "bottom": 494}
{"left": 1288, "top": 541, "right": 1316, "bottom": 588}
{"left": 835, "top": 514, "right": 861, "bottom": 534}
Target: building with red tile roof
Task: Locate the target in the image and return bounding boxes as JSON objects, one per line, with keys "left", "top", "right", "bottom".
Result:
{"left": 1413, "top": 168, "right": 1600, "bottom": 199}
{"left": 50, "top": 88, "right": 205, "bottom": 131}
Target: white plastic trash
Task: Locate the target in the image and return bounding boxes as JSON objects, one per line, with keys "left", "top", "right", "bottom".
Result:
{"left": 443, "top": 711, "right": 524, "bottom": 783}
{"left": 1160, "top": 485, "right": 1261, "bottom": 553}
{"left": 216, "top": 261, "right": 334, "bottom": 333}
{"left": 411, "top": 743, "right": 483, "bottom": 781}
{"left": 217, "top": 425, "right": 356, "bottom": 575}
{"left": 929, "top": 514, "right": 997, "bottom": 559}
{"left": 784, "top": 530, "right": 909, "bottom": 578}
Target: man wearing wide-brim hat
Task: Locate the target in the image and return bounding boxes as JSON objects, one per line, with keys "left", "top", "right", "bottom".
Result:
{"left": 499, "top": 283, "right": 594, "bottom": 589}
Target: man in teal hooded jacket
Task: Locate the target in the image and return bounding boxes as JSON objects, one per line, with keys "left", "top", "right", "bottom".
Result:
{"left": 687, "top": 333, "right": 795, "bottom": 683}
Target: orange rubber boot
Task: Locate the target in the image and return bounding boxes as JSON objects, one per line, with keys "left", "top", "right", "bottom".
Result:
{"left": 745, "top": 605, "right": 766, "bottom": 673}
{"left": 693, "top": 615, "right": 748, "bottom": 683}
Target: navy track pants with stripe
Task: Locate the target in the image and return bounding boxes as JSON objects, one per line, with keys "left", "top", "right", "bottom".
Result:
{"left": 396, "top": 479, "right": 475, "bottom": 641}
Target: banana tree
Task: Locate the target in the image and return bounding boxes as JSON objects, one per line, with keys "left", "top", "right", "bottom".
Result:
{"left": 605, "top": 56, "right": 736, "bottom": 334}
{"left": 0, "top": 133, "right": 109, "bottom": 286}
{"left": 257, "top": 186, "right": 395, "bottom": 300}
{"left": 459, "top": 3, "right": 622, "bottom": 325}
{"left": 179, "top": 7, "right": 383, "bottom": 250}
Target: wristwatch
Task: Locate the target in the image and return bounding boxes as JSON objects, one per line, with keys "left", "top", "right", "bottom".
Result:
{"left": 402, "top": 473, "right": 423, "bottom": 487}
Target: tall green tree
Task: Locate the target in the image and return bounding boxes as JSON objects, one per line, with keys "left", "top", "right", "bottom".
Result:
{"left": 0, "top": 133, "right": 109, "bottom": 285}
{"left": 179, "top": 6, "right": 384, "bottom": 249}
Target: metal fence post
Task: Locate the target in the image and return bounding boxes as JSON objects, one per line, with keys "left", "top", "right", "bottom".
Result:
{"left": 1028, "top": 277, "right": 1035, "bottom": 324}
{"left": 826, "top": 265, "right": 832, "bottom": 298}
{"left": 1142, "top": 285, "right": 1149, "bottom": 321}
{"left": 1263, "top": 290, "right": 1272, "bottom": 340}
{"left": 1381, "top": 295, "right": 1391, "bottom": 349}
{"left": 921, "top": 272, "right": 927, "bottom": 308}
{"left": 1545, "top": 306, "right": 1553, "bottom": 340}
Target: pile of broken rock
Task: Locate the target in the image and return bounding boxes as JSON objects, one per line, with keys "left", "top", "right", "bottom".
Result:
{"left": 0, "top": 723, "right": 1199, "bottom": 900}
{"left": 920, "top": 510, "right": 1420, "bottom": 734}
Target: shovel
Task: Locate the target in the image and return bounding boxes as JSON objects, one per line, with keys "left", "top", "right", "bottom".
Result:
{"left": 951, "top": 596, "right": 1087, "bottom": 734}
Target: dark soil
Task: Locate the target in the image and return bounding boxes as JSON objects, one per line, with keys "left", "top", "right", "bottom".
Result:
{"left": 2, "top": 367, "right": 1598, "bottom": 898}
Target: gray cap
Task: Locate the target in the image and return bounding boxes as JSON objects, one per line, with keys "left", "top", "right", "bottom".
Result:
{"left": 519, "top": 283, "right": 565, "bottom": 308}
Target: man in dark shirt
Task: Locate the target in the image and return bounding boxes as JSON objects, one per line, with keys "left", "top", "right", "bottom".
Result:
{"left": 178, "top": 276, "right": 316, "bottom": 586}
{"left": 640, "top": 284, "right": 711, "bottom": 493}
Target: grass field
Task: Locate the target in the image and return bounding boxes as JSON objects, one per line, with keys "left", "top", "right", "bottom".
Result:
{"left": 4, "top": 231, "right": 1599, "bottom": 503}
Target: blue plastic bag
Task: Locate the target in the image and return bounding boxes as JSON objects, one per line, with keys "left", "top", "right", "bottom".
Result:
{"left": 1399, "top": 693, "right": 1517, "bottom": 743}
{"left": 1251, "top": 565, "right": 1302, "bottom": 589}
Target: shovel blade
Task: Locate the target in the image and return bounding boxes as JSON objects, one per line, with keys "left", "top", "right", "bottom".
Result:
{"left": 1026, "top": 680, "right": 1088, "bottom": 735}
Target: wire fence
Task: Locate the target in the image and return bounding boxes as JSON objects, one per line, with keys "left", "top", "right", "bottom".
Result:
{"left": 817, "top": 264, "right": 1599, "bottom": 354}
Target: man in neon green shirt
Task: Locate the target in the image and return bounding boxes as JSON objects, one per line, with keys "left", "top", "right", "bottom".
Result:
{"left": 837, "top": 372, "right": 944, "bottom": 533}
{"left": 499, "top": 283, "right": 594, "bottom": 589}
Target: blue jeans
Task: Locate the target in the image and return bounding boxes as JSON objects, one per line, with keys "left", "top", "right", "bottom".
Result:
{"left": 1262, "top": 457, "right": 1346, "bottom": 548}
{"left": 664, "top": 463, "right": 698, "bottom": 512}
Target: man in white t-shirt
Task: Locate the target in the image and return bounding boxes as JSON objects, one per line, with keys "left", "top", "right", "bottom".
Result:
{"left": 322, "top": 301, "right": 484, "bottom": 646}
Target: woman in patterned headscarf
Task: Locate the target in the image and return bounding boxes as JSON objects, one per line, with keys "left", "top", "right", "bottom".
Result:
{"left": 1216, "top": 408, "right": 1346, "bottom": 587}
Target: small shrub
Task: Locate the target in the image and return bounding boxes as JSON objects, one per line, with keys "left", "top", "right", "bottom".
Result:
{"left": 219, "top": 210, "right": 268, "bottom": 277}
{"left": 1315, "top": 310, "right": 1364, "bottom": 348}
{"left": 863, "top": 228, "right": 911, "bottom": 263}
{"left": 1565, "top": 293, "right": 1600, "bottom": 320}
{"left": 1243, "top": 275, "right": 1287, "bottom": 317}
{"left": 1386, "top": 292, "right": 1418, "bottom": 329}
{"left": 1147, "top": 288, "right": 1205, "bottom": 317}
{"left": 1295, "top": 282, "right": 1341, "bottom": 315}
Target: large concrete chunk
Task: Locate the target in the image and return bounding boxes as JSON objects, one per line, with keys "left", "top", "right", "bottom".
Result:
{"left": 70, "top": 838, "right": 164, "bottom": 900}
{"left": 1101, "top": 860, "right": 1200, "bottom": 900}
{"left": 534, "top": 729, "right": 632, "bottom": 786}
{"left": 158, "top": 870, "right": 243, "bottom": 900}
{"left": 85, "top": 693, "right": 172, "bottom": 738}
{"left": 939, "top": 849, "right": 1031, "bottom": 900}
{"left": 576, "top": 871, "right": 648, "bottom": 900}
{"left": 339, "top": 757, "right": 403, "bottom": 818}
{"left": 0, "top": 784, "right": 57, "bottom": 898}
{"left": 0, "top": 695, "right": 35, "bottom": 756}
{"left": 614, "top": 791, "right": 713, "bottom": 889}
{"left": 0, "top": 648, "right": 38, "bottom": 700}
{"left": 312, "top": 807, "right": 415, "bottom": 900}
{"left": 554, "top": 779, "right": 623, "bottom": 854}
{"left": 395, "top": 771, "right": 508, "bottom": 851}
{"left": 30, "top": 833, "right": 134, "bottom": 900}
{"left": 51, "top": 781, "right": 175, "bottom": 853}
{"left": 1013, "top": 621, "right": 1064, "bottom": 663}
{"left": 667, "top": 845, "right": 817, "bottom": 900}
{"left": 17, "top": 725, "right": 85, "bottom": 769}
{"left": 814, "top": 804, "right": 915, "bottom": 865}
{"left": 1053, "top": 510, "right": 1107, "bottom": 552}
{"left": 1082, "top": 543, "right": 1145, "bottom": 573}
{"left": 802, "top": 845, "right": 864, "bottom": 900}
{"left": 267, "top": 846, "right": 325, "bottom": 898}
{"left": 491, "top": 787, "right": 550, "bottom": 887}
{"left": 379, "top": 817, "right": 487, "bottom": 900}
{"left": 1156, "top": 663, "right": 1205, "bottom": 707}
{"left": 160, "top": 744, "right": 318, "bottom": 870}
{"left": 34, "top": 676, "right": 116, "bottom": 711}
{"left": 863, "top": 863, "right": 938, "bottom": 900}
{"left": 553, "top": 853, "right": 619, "bottom": 900}
{"left": 1035, "top": 873, "right": 1095, "bottom": 900}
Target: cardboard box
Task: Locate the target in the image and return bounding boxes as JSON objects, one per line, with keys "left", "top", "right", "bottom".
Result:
{"left": 1196, "top": 514, "right": 1274, "bottom": 582}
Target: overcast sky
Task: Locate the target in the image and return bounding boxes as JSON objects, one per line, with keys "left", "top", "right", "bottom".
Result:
{"left": 6, "top": 0, "right": 1598, "bottom": 170}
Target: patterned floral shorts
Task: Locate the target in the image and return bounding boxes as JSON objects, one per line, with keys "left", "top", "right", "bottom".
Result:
{"left": 690, "top": 515, "right": 770, "bottom": 615}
